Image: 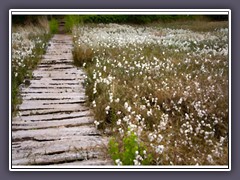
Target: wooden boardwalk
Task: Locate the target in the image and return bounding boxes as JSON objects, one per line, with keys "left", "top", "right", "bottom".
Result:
{"left": 12, "top": 35, "right": 112, "bottom": 166}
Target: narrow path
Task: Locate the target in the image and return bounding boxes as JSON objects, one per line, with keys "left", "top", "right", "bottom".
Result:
{"left": 12, "top": 34, "right": 112, "bottom": 166}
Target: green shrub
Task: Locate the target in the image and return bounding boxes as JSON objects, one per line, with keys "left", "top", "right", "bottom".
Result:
{"left": 109, "top": 132, "right": 152, "bottom": 165}
{"left": 49, "top": 18, "right": 58, "bottom": 34}
{"left": 65, "top": 15, "right": 83, "bottom": 33}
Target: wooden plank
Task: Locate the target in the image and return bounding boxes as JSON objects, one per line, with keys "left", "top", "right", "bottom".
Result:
{"left": 17, "top": 107, "right": 89, "bottom": 116}
{"left": 21, "top": 93, "right": 86, "bottom": 101}
{"left": 21, "top": 88, "right": 85, "bottom": 94}
{"left": 13, "top": 110, "right": 92, "bottom": 122}
{"left": 12, "top": 116, "right": 94, "bottom": 130}
{"left": 56, "top": 159, "right": 113, "bottom": 166}
{"left": 12, "top": 126, "right": 102, "bottom": 141}
{"left": 19, "top": 103, "right": 87, "bottom": 111}
{"left": 12, "top": 150, "right": 106, "bottom": 166}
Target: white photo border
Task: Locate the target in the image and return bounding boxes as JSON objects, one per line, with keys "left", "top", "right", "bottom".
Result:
{"left": 9, "top": 9, "right": 231, "bottom": 171}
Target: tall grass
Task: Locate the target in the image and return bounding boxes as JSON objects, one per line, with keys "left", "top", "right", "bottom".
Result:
{"left": 64, "top": 15, "right": 83, "bottom": 33}
{"left": 11, "top": 17, "right": 51, "bottom": 115}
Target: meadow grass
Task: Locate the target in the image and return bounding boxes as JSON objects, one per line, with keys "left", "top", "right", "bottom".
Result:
{"left": 11, "top": 17, "right": 51, "bottom": 115}
{"left": 72, "top": 20, "right": 229, "bottom": 165}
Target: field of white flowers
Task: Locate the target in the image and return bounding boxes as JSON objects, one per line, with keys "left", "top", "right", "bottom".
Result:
{"left": 12, "top": 22, "right": 50, "bottom": 113}
{"left": 75, "top": 22, "right": 229, "bottom": 166}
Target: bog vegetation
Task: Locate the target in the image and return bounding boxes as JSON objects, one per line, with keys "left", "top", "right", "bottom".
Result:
{"left": 72, "top": 17, "right": 229, "bottom": 165}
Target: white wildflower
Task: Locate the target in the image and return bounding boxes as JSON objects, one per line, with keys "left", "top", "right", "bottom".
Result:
{"left": 115, "top": 98, "right": 120, "bottom": 103}
{"left": 155, "top": 145, "right": 164, "bottom": 154}
{"left": 207, "top": 154, "right": 214, "bottom": 164}
{"left": 116, "top": 119, "right": 121, "bottom": 125}
{"left": 94, "top": 120, "right": 99, "bottom": 127}
{"left": 92, "top": 100, "right": 96, "bottom": 107}
{"left": 115, "top": 159, "right": 122, "bottom": 166}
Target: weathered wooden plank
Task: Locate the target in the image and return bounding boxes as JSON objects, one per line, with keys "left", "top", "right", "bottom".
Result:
{"left": 21, "top": 92, "right": 85, "bottom": 98}
{"left": 12, "top": 116, "right": 94, "bottom": 130}
{"left": 12, "top": 137, "right": 109, "bottom": 165}
{"left": 12, "top": 151, "right": 107, "bottom": 166}
{"left": 56, "top": 159, "right": 113, "bottom": 166}
{"left": 32, "top": 71, "right": 85, "bottom": 78}
{"left": 13, "top": 110, "right": 92, "bottom": 122}
{"left": 12, "top": 126, "right": 101, "bottom": 141}
{"left": 17, "top": 107, "right": 89, "bottom": 116}
{"left": 26, "top": 84, "right": 83, "bottom": 89}
{"left": 19, "top": 99, "right": 86, "bottom": 108}
{"left": 31, "top": 79, "right": 84, "bottom": 83}
{"left": 19, "top": 104, "right": 87, "bottom": 111}
{"left": 21, "top": 88, "right": 84, "bottom": 93}
{"left": 21, "top": 87, "right": 83, "bottom": 94}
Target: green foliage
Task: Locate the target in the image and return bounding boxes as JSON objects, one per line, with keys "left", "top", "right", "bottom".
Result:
{"left": 83, "top": 15, "right": 128, "bottom": 24}
{"left": 122, "top": 132, "right": 140, "bottom": 165}
{"left": 64, "top": 15, "right": 83, "bottom": 33}
{"left": 127, "top": 15, "right": 158, "bottom": 24}
{"left": 108, "top": 138, "right": 120, "bottom": 161}
{"left": 11, "top": 77, "right": 21, "bottom": 115}
{"left": 49, "top": 18, "right": 58, "bottom": 34}
{"left": 109, "top": 132, "right": 152, "bottom": 165}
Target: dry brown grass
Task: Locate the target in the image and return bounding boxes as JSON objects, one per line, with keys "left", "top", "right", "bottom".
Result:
{"left": 72, "top": 43, "right": 94, "bottom": 67}
{"left": 38, "top": 16, "right": 49, "bottom": 31}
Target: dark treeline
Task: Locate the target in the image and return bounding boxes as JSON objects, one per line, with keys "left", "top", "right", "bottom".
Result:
{"left": 12, "top": 15, "right": 46, "bottom": 25}
{"left": 12, "top": 15, "right": 228, "bottom": 25}
{"left": 207, "top": 15, "right": 228, "bottom": 21}
{"left": 80, "top": 15, "right": 228, "bottom": 24}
